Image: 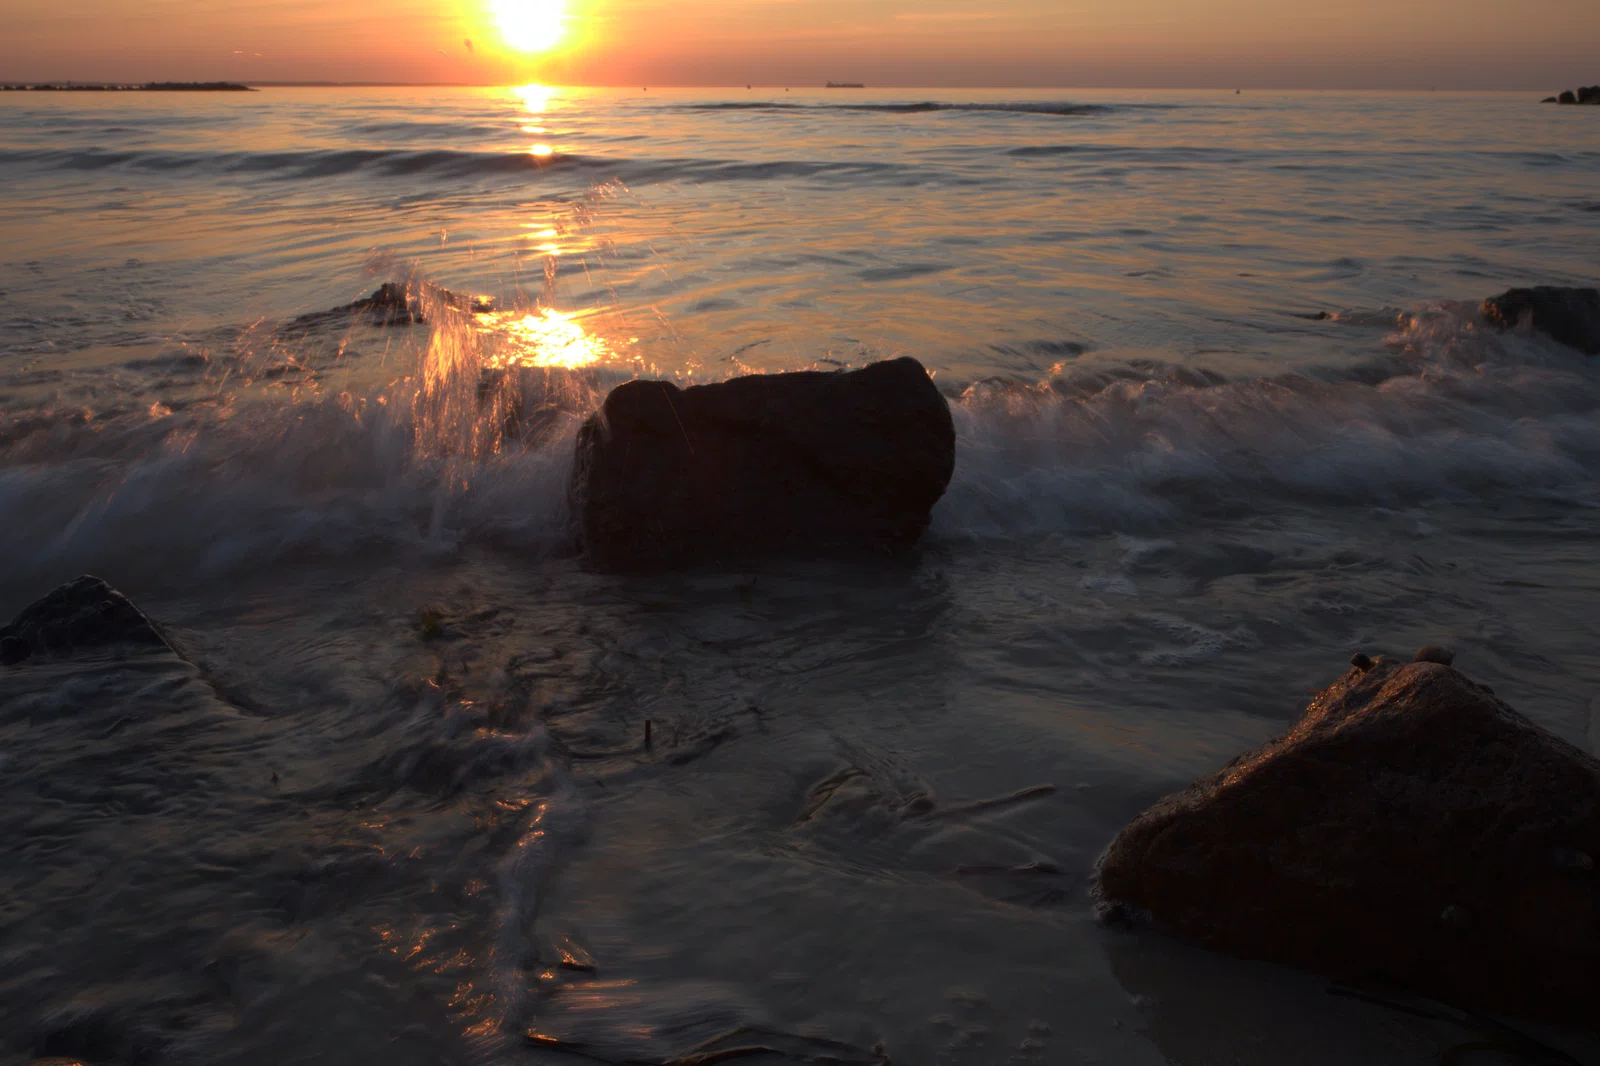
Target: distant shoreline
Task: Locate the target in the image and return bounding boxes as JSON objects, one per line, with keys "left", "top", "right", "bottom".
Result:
{"left": 1, "top": 82, "right": 254, "bottom": 92}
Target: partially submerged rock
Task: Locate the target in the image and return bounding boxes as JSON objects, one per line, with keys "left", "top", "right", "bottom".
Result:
{"left": 1095, "top": 650, "right": 1600, "bottom": 1026}
{"left": 1482, "top": 286, "right": 1600, "bottom": 355}
{"left": 0, "top": 575, "right": 171, "bottom": 664}
{"left": 284, "top": 282, "right": 493, "bottom": 331}
{"left": 1545, "top": 86, "right": 1600, "bottom": 105}
{"left": 340, "top": 281, "right": 423, "bottom": 325}
{"left": 1585, "top": 86, "right": 1600, "bottom": 104}
{"left": 569, "top": 357, "right": 956, "bottom": 569}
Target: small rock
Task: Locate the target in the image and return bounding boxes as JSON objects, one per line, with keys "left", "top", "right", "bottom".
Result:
{"left": 1439, "top": 904, "right": 1471, "bottom": 927}
{"left": 0, "top": 635, "right": 30, "bottom": 665}
{"left": 1413, "top": 644, "right": 1455, "bottom": 666}
{"left": 1349, "top": 652, "right": 1373, "bottom": 671}
{"left": 0, "top": 576, "right": 171, "bottom": 658}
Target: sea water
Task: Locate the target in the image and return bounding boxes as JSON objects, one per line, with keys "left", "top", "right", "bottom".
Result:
{"left": 1, "top": 86, "right": 1598, "bottom": 1064}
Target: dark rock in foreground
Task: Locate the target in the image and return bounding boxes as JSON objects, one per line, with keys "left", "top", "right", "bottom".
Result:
{"left": 0, "top": 575, "right": 171, "bottom": 664}
{"left": 1095, "top": 651, "right": 1600, "bottom": 1027}
{"left": 569, "top": 357, "right": 956, "bottom": 569}
{"left": 1482, "top": 286, "right": 1600, "bottom": 355}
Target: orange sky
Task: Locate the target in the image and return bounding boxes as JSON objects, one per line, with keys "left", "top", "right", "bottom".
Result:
{"left": 2, "top": 0, "right": 1598, "bottom": 88}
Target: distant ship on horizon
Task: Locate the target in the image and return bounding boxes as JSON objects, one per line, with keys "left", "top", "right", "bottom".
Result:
{"left": 824, "top": 81, "right": 865, "bottom": 89}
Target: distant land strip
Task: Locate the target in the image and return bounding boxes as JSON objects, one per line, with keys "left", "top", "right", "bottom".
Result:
{"left": 1, "top": 82, "right": 255, "bottom": 92}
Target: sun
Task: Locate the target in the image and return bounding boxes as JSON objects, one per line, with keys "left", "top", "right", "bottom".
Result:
{"left": 491, "top": 0, "right": 566, "bottom": 53}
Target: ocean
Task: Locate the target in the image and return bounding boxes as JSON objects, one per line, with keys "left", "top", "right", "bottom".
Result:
{"left": 1, "top": 85, "right": 1598, "bottom": 1064}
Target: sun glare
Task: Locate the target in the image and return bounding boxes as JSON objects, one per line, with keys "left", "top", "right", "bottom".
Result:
{"left": 481, "top": 308, "right": 610, "bottom": 369}
{"left": 492, "top": 0, "right": 566, "bottom": 53}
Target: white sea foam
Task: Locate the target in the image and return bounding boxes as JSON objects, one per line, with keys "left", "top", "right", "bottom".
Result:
{"left": 1, "top": 300, "right": 1596, "bottom": 588}
{"left": 933, "top": 311, "right": 1600, "bottom": 540}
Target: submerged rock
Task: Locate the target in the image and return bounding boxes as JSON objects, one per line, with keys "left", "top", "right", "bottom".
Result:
{"left": 569, "top": 357, "right": 956, "bottom": 569}
{"left": 0, "top": 575, "right": 172, "bottom": 663}
{"left": 1482, "top": 286, "right": 1600, "bottom": 355}
{"left": 1095, "top": 654, "right": 1600, "bottom": 1026}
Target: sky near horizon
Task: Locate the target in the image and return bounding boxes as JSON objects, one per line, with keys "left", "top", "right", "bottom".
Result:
{"left": 2, "top": 0, "right": 1598, "bottom": 89}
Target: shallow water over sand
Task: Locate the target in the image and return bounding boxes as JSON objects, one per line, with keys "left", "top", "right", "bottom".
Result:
{"left": 2, "top": 87, "right": 1599, "bottom": 1065}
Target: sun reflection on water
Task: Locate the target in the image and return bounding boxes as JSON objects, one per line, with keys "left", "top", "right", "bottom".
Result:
{"left": 480, "top": 308, "right": 611, "bottom": 369}
{"left": 516, "top": 83, "right": 554, "bottom": 114}
{"left": 514, "top": 86, "right": 558, "bottom": 160}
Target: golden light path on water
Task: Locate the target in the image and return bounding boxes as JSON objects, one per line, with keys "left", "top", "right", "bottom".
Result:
{"left": 470, "top": 83, "right": 629, "bottom": 370}
{"left": 516, "top": 85, "right": 555, "bottom": 156}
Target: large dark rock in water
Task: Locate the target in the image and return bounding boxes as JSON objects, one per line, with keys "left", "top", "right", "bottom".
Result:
{"left": 569, "top": 357, "right": 956, "bottom": 569}
{"left": 1482, "top": 285, "right": 1600, "bottom": 355}
{"left": 0, "top": 575, "right": 171, "bottom": 664}
{"left": 1095, "top": 652, "right": 1600, "bottom": 1027}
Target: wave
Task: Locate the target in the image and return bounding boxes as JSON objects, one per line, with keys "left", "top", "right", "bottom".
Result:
{"left": 674, "top": 101, "right": 1117, "bottom": 117}
{"left": 0, "top": 146, "right": 963, "bottom": 188}
{"left": 936, "top": 312, "right": 1600, "bottom": 539}
{"left": 0, "top": 146, "right": 579, "bottom": 180}
{"left": 21, "top": 141, "right": 1582, "bottom": 188}
{"left": 1, "top": 300, "right": 1597, "bottom": 587}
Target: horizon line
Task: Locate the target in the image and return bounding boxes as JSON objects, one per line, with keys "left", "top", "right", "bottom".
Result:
{"left": 0, "top": 80, "right": 1570, "bottom": 93}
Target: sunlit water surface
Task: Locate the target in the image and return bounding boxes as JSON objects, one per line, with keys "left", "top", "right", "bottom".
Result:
{"left": 2, "top": 87, "right": 1599, "bottom": 1066}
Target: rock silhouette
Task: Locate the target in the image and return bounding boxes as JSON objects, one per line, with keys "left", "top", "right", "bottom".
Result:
{"left": 1544, "top": 86, "right": 1600, "bottom": 104}
{"left": 569, "top": 357, "right": 956, "bottom": 569}
{"left": 0, "top": 575, "right": 171, "bottom": 664}
{"left": 1482, "top": 286, "right": 1600, "bottom": 355}
{"left": 1095, "top": 651, "right": 1600, "bottom": 1027}
{"left": 284, "top": 282, "right": 493, "bottom": 331}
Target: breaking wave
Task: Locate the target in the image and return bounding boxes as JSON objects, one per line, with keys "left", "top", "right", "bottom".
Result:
{"left": 2, "top": 291, "right": 1597, "bottom": 588}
